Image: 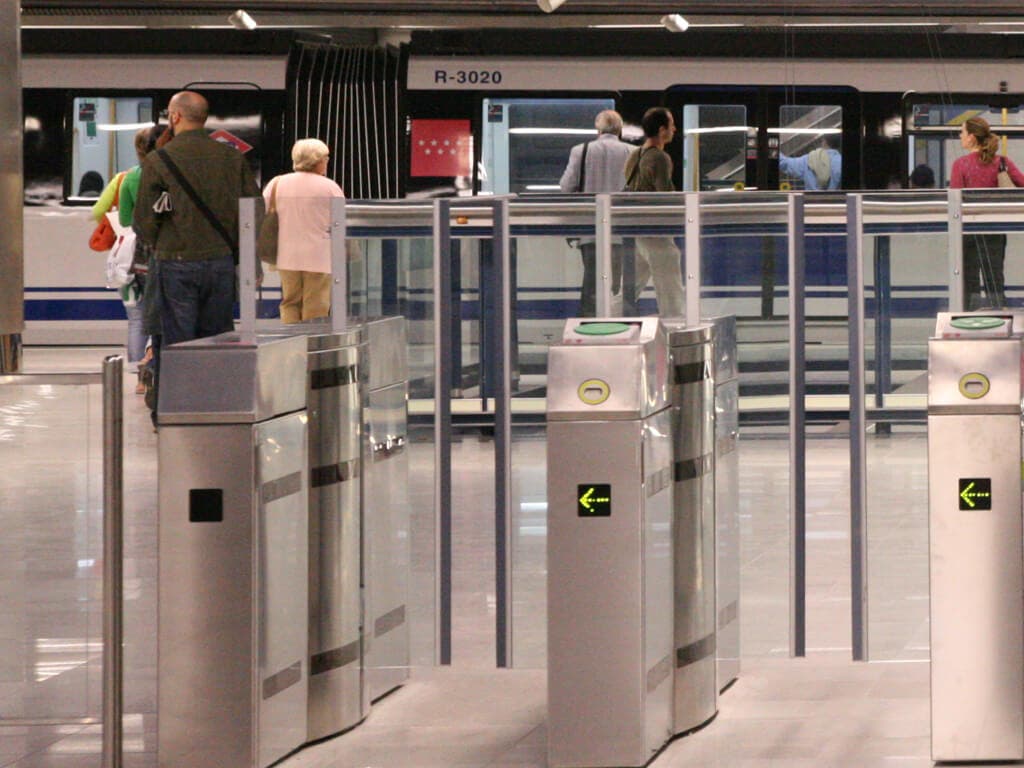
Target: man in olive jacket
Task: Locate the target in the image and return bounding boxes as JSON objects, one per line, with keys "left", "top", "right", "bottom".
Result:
{"left": 135, "top": 90, "right": 260, "bottom": 348}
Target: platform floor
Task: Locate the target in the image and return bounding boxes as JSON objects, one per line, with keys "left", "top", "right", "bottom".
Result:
{"left": 0, "top": 347, "right": 950, "bottom": 767}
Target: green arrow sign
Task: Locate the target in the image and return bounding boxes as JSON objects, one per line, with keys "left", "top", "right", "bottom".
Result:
{"left": 959, "top": 478, "right": 992, "bottom": 510}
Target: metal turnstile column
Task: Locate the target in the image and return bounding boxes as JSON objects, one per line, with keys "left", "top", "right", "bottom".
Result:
{"left": 929, "top": 311, "right": 1024, "bottom": 761}
{"left": 664, "top": 322, "right": 718, "bottom": 733}
{"left": 709, "top": 316, "right": 740, "bottom": 691}
{"left": 301, "top": 324, "right": 368, "bottom": 740}
{"left": 364, "top": 316, "right": 411, "bottom": 700}
{"left": 157, "top": 333, "right": 309, "bottom": 768}
{"left": 547, "top": 318, "right": 674, "bottom": 768}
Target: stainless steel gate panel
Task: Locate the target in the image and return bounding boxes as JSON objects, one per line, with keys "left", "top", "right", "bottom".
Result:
{"left": 928, "top": 319, "right": 1024, "bottom": 761}
{"left": 547, "top": 417, "right": 673, "bottom": 768}
{"left": 665, "top": 322, "right": 717, "bottom": 733}
{"left": 158, "top": 413, "right": 308, "bottom": 768}
{"left": 305, "top": 332, "right": 367, "bottom": 740}
{"left": 708, "top": 315, "right": 739, "bottom": 691}
{"left": 546, "top": 318, "right": 673, "bottom": 768}
{"left": 364, "top": 316, "right": 411, "bottom": 701}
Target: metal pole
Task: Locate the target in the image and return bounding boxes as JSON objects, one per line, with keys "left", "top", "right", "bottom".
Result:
{"left": 0, "top": 0, "right": 23, "bottom": 373}
{"left": 331, "top": 197, "right": 350, "bottom": 331}
{"left": 847, "top": 194, "right": 868, "bottom": 661}
{"left": 238, "top": 198, "right": 257, "bottom": 334}
{"left": 684, "top": 192, "right": 702, "bottom": 326}
{"left": 102, "top": 355, "right": 124, "bottom": 768}
{"left": 948, "top": 189, "right": 965, "bottom": 312}
{"left": 595, "top": 194, "right": 612, "bottom": 317}
{"left": 433, "top": 200, "right": 453, "bottom": 665}
{"left": 788, "top": 195, "right": 806, "bottom": 658}
{"left": 493, "top": 199, "right": 513, "bottom": 668}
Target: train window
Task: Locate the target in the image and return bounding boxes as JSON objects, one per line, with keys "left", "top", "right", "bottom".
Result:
{"left": 479, "top": 98, "right": 614, "bottom": 194}
{"left": 681, "top": 105, "right": 749, "bottom": 191}
{"left": 904, "top": 95, "right": 1024, "bottom": 188}
{"left": 24, "top": 91, "right": 66, "bottom": 206}
{"left": 775, "top": 105, "right": 843, "bottom": 191}
{"left": 68, "top": 96, "right": 153, "bottom": 203}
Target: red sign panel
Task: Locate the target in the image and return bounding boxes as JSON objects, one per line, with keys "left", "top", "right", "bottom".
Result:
{"left": 209, "top": 129, "right": 254, "bottom": 154}
{"left": 410, "top": 119, "right": 472, "bottom": 177}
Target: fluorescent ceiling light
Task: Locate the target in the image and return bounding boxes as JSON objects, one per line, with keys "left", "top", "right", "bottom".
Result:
{"left": 537, "top": 0, "right": 567, "bottom": 12}
{"left": 784, "top": 21, "right": 940, "bottom": 27}
{"left": 508, "top": 128, "right": 597, "bottom": 135}
{"left": 96, "top": 122, "right": 154, "bottom": 132}
{"left": 227, "top": 9, "right": 258, "bottom": 30}
{"left": 684, "top": 126, "right": 752, "bottom": 135}
{"left": 767, "top": 127, "right": 842, "bottom": 134}
{"left": 589, "top": 22, "right": 741, "bottom": 28}
{"left": 661, "top": 14, "right": 689, "bottom": 32}
{"left": 525, "top": 185, "right": 562, "bottom": 191}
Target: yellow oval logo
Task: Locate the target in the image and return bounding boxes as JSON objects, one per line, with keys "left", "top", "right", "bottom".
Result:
{"left": 958, "top": 372, "right": 991, "bottom": 400}
{"left": 578, "top": 378, "right": 610, "bottom": 405}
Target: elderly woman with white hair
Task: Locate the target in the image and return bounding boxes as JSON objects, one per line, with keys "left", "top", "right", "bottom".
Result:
{"left": 262, "top": 138, "right": 345, "bottom": 323}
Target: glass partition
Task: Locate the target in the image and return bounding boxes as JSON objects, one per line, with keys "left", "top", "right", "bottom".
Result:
{"left": 348, "top": 202, "right": 437, "bottom": 669}
{"left": 700, "top": 192, "right": 795, "bottom": 657}
{"left": 856, "top": 192, "right": 948, "bottom": 660}
{"left": 0, "top": 380, "right": 102, "bottom": 721}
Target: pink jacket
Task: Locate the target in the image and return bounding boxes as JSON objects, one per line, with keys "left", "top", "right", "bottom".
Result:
{"left": 263, "top": 171, "right": 345, "bottom": 273}
{"left": 949, "top": 152, "right": 1024, "bottom": 189}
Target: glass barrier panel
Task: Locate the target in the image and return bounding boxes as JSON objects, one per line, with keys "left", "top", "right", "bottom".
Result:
{"left": 700, "top": 192, "right": 795, "bottom": 657}
{"left": 609, "top": 193, "right": 686, "bottom": 319}
{"left": 861, "top": 192, "right": 947, "bottom": 661}
{"left": 0, "top": 382, "right": 101, "bottom": 720}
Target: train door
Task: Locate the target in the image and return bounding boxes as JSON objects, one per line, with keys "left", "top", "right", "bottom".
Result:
{"left": 663, "top": 85, "right": 861, "bottom": 191}
{"left": 903, "top": 93, "right": 1024, "bottom": 188}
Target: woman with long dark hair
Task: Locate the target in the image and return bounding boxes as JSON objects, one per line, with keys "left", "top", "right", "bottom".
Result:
{"left": 950, "top": 116, "right": 1024, "bottom": 309}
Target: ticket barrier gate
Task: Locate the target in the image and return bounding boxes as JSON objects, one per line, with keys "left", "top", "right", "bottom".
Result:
{"left": 709, "top": 316, "right": 740, "bottom": 692}
{"left": 547, "top": 319, "right": 674, "bottom": 768}
{"left": 363, "top": 316, "right": 411, "bottom": 701}
{"left": 928, "top": 312, "right": 1024, "bottom": 761}
{"left": 157, "top": 333, "right": 309, "bottom": 768}
{"left": 277, "top": 323, "right": 369, "bottom": 741}
{"left": 663, "top": 322, "right": 718, "bottom": 732}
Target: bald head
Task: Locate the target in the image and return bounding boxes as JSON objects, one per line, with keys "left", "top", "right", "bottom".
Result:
{"left": 168, "top": 91, "right": 209, "bottom": 131}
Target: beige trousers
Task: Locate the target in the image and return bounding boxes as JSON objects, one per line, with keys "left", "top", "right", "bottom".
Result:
{"left": 278, "top": 269, "right": 331, "bottom": 323}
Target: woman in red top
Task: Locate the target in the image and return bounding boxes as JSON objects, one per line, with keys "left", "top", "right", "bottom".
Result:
{"left": 950, "top": 116, "right": 1024, "bottom": 308}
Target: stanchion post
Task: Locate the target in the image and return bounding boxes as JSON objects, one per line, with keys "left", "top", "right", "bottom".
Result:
{"left": 102, "top": 355, "right": 124, "bottom": 768}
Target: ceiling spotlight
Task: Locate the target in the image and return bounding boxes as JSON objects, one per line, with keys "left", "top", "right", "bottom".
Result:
{"left": 537, "top": 0, "right": 567, "bottom": 12}
{"left": 228, "top": 9, "right": 258, "bottom": 30}
{"left": 661, "top": 14, "right": 689, "bottom": 32}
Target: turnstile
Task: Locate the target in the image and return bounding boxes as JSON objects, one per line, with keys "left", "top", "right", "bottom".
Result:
{"left": 157, "top": 333, "right": 309, "bottom": 768}
{"left": 547, "top": 318, "right": 674, "bottom": 768}
{"left": 664, "top": 322, "right": 718, "bottom": 733}
{"left": 928, "top": 312, "right": 1024, "bottom": 761}
{"left": 363, "top": 316, "right": 411, "bottom": 700}
{"left": 709, "top": 316, "right": 740, "bottom": 692}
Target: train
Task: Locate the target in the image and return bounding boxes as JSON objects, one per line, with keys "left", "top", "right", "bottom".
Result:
{"left": 19, "top": 27, "right": 1024, "bottom": 402}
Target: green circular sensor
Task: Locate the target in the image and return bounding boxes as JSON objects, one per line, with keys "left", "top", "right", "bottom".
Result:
{"left": 950, "top": 316, "right": 1006, "bottom": 330}
{"left": 575, "top": 322, "right": 632, "bottom": 336}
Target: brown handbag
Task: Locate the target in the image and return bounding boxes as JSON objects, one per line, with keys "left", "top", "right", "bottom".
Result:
{"left": 257, "top": 179, "right": 279, "bottom": 265}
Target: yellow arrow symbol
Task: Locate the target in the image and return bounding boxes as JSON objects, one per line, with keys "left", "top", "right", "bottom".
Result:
{"left": 959, "top": 481, "right": 991, "bottom": 509}
{"left": 580, "top": 486, "right": 594, "bottom": 511}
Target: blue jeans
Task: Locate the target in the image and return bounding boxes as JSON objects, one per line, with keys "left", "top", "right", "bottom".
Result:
{"left": 124, "top": 299, "right": 147, "bottom": 363}
{"left": 158, "top": 258, "right": 235, "bottom": 347}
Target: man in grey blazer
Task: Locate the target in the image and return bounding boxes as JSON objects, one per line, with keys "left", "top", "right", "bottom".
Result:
{"left": 559, "top": 110, "right": 634, "bottom": 316}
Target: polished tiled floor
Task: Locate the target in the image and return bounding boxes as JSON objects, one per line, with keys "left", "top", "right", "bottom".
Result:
{"left": 0, "top": 347, "right": 950, "bottom": 767}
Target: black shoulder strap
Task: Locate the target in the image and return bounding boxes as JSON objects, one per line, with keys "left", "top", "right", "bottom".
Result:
{"left": 576, "top": 141, "right": 590, "bottom": 193}
{"left": 156, "top": 149, "right": 237, "bottom": 254}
